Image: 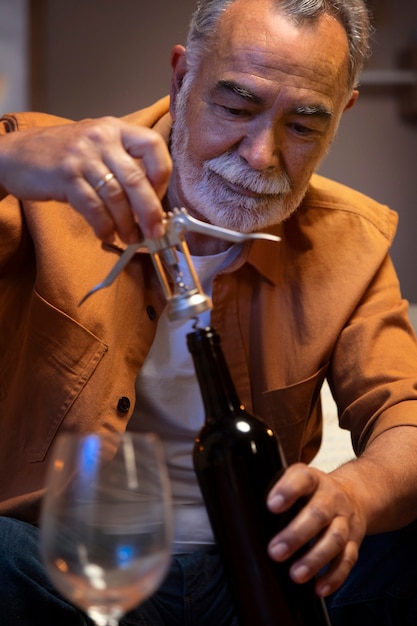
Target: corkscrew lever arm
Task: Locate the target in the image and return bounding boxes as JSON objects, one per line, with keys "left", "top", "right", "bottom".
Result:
{"left": 170, "top": 208, "right": 281, "bottom": 245}
{"left": 78, "top": 243, "right": 139, "bottom": 306}
{"left": 79, "top": 208, "right": 280, "bottom": 307}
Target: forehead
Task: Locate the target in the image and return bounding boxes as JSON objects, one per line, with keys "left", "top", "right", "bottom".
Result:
{"left": 198, "top": 1, "right": 350, "bottom": 107}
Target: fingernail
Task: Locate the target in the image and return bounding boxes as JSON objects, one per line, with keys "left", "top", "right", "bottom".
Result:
{"left": 267, "top": 493, "right": 285, "bottom": 510}
{"left": 291, "top": 564, "right": 310, "bottom": 583}
{"left": 269, "top": 541, "right": 289, "bottom": 560}
{"left": 317, "top": 584, "right": 331, "bottom": 597}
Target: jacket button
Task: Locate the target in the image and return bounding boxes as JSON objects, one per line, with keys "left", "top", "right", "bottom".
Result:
{"left": 117, "top": 396, "right": 131, "bottom": 414}
{"left": 146, "top": 305, "right": 157, "bottom": 321}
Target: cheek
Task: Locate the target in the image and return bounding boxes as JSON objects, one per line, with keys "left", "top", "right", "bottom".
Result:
{"left": 187, "top": 108, "right": 241, "bottom": 163}
{"left": 188, "top": 129, "right": 234, "bottom": 165}
{"left": 281, "top": 140, "right": 329, "bottom": 182}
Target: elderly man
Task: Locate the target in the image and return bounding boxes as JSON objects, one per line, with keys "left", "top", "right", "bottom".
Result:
{"left": 1, "top": 0, "right": 417, "bottom": 624}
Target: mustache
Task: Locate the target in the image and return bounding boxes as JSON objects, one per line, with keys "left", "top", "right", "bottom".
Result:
{"left": 204, "top": 152, "right": 292, "bottom": 196}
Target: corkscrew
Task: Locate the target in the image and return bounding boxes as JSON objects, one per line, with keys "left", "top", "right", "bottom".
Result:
{"left": 80, "top": 208, "right": 280, "bottom": 321}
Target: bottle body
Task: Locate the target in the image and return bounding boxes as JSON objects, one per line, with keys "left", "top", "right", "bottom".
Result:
{"left": 188, "top": 326, "right": 331, "bottom": 626}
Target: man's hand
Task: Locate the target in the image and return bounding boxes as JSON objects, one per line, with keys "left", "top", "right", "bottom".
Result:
{"left": 0, "top": 117, "right": 172, "bottom": 242}
{"left": 267, "top": 463, "right": 366, "bottom": 598}
{"left": 267, "top": 425, "right": 417, "bottom": 598}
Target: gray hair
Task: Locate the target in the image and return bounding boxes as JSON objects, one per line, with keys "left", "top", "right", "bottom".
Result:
{"left": 186, "top": 0, "right": 373, "bottom": 89}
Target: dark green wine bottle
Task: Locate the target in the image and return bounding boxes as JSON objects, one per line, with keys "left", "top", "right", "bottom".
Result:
{"left": 187, "top": 325, "right": 331, "bottom": 626}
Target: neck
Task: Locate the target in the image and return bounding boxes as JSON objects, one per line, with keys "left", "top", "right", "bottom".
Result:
{"left": 185, "top": 232, "right": 233, "bottom": 256}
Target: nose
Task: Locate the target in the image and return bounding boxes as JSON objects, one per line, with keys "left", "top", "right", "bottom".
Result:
{"left": 237, "top": 123, "right": 280, "bottom": 171}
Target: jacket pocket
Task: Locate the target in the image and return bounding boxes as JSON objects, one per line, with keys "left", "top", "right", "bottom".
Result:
{"left": 261, "top": 363, "right": 329, "bottom": 465}
{"left": 6, "top": 291, "right": 108, "bottom": 462}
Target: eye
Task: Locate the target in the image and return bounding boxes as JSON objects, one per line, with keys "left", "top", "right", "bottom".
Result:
{"left": 221, "top": 105, "right": 252, "bottom": 118}
{"left": 288, "top": 122, "right": 315, "bottom": 136}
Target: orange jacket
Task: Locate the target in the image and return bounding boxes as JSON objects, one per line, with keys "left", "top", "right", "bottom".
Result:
{"left": 1, "top": 97, "right": 417, "bottom": 522}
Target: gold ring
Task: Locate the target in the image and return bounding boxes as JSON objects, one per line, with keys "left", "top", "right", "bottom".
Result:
{"left": 94, "top": 171, "right": 116, "bottom": 193}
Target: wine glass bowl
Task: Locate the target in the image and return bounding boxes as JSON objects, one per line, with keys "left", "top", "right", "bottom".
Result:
{"left": 40, "top": 432, "right": 173, "bottom": 626}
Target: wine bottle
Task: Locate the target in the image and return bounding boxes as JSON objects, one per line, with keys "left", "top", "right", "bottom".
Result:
{"left": 187, "top": 325, "right": 331, "bottom": 626}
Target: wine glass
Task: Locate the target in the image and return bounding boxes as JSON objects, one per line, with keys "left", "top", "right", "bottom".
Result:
{"left": 40, "top": 431, "right": 173, "bottom": 626}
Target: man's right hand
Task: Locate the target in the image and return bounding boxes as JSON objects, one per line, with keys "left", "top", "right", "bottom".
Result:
{"left": 0, "top": 116, "right": 172, "bottom": 243}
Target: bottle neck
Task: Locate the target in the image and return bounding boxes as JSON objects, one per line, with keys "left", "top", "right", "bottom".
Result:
{"left": 187, "top": 326, "right": 243, "bottom": 422}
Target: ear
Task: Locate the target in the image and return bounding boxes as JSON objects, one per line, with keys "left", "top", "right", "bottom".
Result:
{"left": 344, "top": 89, "right": 359, "bottom": 111}
{"left": 170, "top": 45, "right": 187, "bottom": 121}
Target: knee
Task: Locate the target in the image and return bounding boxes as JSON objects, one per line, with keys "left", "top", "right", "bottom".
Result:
{"left": 0, "top": 516, "right": 41, "bottom": 577}
{"left": 0, "top": 517, "right": 84, "bottom": 625}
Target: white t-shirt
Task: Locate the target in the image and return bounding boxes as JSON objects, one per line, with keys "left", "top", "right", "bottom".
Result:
{"left": 128, "top": 245, "right": 242, "bottom": 553}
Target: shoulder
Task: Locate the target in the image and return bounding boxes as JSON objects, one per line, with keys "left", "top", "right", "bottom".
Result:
{"left": 0, "top": 111, "right": 74, "bottom": 133}
{"left": 121, "top": 96, "right": 171, "bottom": 127}
{"left": 0, "top": 95, "right": 171, "bottom": 134}
{"left": 301, "top": 174, "right": 398, "bottom": 243}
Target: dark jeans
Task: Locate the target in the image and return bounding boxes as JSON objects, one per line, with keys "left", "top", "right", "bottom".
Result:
{"left": 326, "top": 519, "right": 417, "bottom": 625}
{"left": 1, "top": 515, "right": 417, "bottom": 625}
{"left": 0, "top": 517, "right": 237, "bottom": 626}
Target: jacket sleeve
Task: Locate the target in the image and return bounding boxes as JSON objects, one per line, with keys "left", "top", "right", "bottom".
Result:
{"left": 328, "top": 252, "right": 417, "bottom": 455}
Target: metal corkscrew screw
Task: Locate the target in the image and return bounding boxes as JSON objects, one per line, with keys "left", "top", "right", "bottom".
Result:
{"left": 80, "top": 208, "right": 280, "bottom": 321}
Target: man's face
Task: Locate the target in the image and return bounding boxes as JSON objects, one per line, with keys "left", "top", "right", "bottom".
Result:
{"left": 169, "top": 0, "right": 356, "bottom": 232}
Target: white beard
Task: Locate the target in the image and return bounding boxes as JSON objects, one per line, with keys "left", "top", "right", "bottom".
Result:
{"left": 170, "top": 79, "right": 309, "bottom": 233}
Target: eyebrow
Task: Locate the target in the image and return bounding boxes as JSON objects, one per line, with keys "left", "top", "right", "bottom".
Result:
{"left": 214, "top": 79, "right": 333, "bottom": 120}
{"left": 214, "top": 80, "right": 265, "bottom": 105}
{"left": 294, "top": 105, "right": 333, "bottom": 120}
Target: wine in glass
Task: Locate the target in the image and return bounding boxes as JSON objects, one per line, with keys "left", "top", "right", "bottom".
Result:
{"left": 40, "top": 431, "right": 173, "bottom": 626}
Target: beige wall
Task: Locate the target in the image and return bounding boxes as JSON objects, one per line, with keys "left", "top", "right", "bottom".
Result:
{"left": 0, "top": 0, "right": 28, "bottom": 114}
{"left": 32, "top": 0, "right": 417, "bottom": 301}
{"left": 33, "top": 0, "right": 196, "bottom": 118}
{"left": 319, "top": 0, "right": 417, "bottom": 302}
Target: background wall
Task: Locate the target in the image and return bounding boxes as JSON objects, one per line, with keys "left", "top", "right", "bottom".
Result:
{"left": 30, "top": 0, "right": 197, "bottom": 118}
{"left": 0, "top": 0, "right": 28, "bottom": 113}
{"left": 318, "top": 0, "right": 417, "bottom": 302}
{"left": 8, "top": 0, "right": 417, "bottom": 300}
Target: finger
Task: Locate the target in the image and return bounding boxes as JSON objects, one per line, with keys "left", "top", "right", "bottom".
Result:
{"left": 267, "top": 463, "right": 319, "bottom": 513}
{"left": 67, "top": 178, "right": 118, "bottom": 243}
{"left": 268, "top": 497, "right": 333, "bottom": 565}
{"left": 111, "top": 157, "right": 166, "bottom": 240}
{"left": 72, "top": 152, "right": 166, "bottom": 244}
{"left": 93, "top": 171, "right": 117, "bottom": 194}
{"left": 91, "top": 169, "right": 140, "bottom": 243}
{"left": 83, "top": 155, "right": 149, "bottom": 244}
{"left": 110, "top": 127, "right": 172, "bottom": 238}
{"left": 288, "top": 515, "right": 350, "bottom": 583}
{"left": 121, "top": 126, "right": 172, "bottom": 199}
{"left": 268, "top": 471, "right": 344, "bottom": 565}
{"left": 314, "top": 539, "right": 359, "bottom": 597}
{"left": 65, "top": 121, "right": 171, "bottom": 242}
